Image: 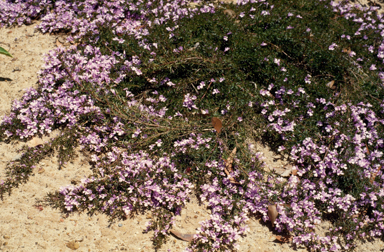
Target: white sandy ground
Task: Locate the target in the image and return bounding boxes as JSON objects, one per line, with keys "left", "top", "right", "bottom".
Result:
{"left": 1, "top": 0, "right": 384, "bottom": 251}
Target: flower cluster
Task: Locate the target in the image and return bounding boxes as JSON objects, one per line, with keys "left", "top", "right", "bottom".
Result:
{"left": 1, "top": 0, "right": 384, "bottom": 251}
{"left": 60, "top": 151, "right": 194, "bottom": 214}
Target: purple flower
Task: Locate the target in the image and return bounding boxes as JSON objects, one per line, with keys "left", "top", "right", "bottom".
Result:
{"left": 183, "top": 93, "right": 198, "bottom": 110}
{"left": 370, "top": 64, "right": 377, "bottom": 70}
{"left": 329, "top": 43, "right": 338, "bottom": 50}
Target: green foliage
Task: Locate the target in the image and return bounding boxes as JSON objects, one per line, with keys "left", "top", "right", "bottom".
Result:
{"left": 2, "top": 0, "right": 384, "bottom": 251}
{"left": 0, "top": 46, "right": 12, "bottom": 57}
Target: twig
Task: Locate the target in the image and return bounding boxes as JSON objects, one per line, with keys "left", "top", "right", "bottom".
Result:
{"left": 199, "top": 79, "right": 215, "bottom": 102}
{"left": 236, "top": 83, "right": 255, "bottom": 98}
{"left": 269, "top": 42, "right": 295, "bottom": 60}
{"left": 369, "top": 94, "right": 381, "bottom": 102}
{"left": 158, "top": 56, "right": 213, "bottom": 67}
{"left": 191, "top": 83, "right": 199, "bottom": 94}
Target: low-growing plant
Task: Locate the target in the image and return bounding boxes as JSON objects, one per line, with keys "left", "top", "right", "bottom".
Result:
{"left": 0, "top": 46, "right": 12, "bottom": 57}
{"left": 1, "top": 0, "right": 384, "bottom": 251}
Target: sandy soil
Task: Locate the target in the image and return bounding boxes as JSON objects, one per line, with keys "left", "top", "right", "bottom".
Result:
{"left": 1, "top": 0, "right": 384, "bottom": 251}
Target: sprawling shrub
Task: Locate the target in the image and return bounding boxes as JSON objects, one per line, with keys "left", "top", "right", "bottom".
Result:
{"left": 1, "top": 0, "right": 384, "bottom": 250}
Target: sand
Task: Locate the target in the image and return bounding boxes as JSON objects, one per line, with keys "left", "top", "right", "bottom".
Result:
{"left": 1, "top": 0, "right": 384, "bottom": 251}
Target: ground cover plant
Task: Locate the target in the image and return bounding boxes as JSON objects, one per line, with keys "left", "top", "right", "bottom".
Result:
{"left": 1, "top": 0, "right": 384, "bottom": 251}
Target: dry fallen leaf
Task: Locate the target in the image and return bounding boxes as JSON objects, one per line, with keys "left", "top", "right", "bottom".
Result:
{"left": 211, "top": 117, "right": 222, "bottom": 134}
{"left": 352, "top": 209, "right": 368, "bottom": 219}
{"left": 280, "top": 169, "right": 291, "bottom": 177}
{"left": 134, "top": 24, "right": 146, "bottom": 30}
{"left": 170, "top": 230, "right": 194, "bottom": 242}
{"left": 223, "top": 9, "right": 236, "bottom": 19}
{"left": 367, "top": 143, "right": 382, "bottom": 184}
{"left": 326, "top": 80, "right": 335, "bottom": 89}
{"left": 56, "top": 38, "right": 64, "bottom": 48}
{"left": 223, "top": 168, "right": 240, "bottom": 184}
{"left": 370, "top": 165, "right": 382, "bottom": 184}
{"left": 275, "top": 235, "right": 293, "bottom": 243}
{"left": 223, "top": 147, "right": 240, "bottom": 184}
{"left": 225, "top": 147, "right": 236, "bottom": 173}
{"left": 342, "top": 47, "right": 351, "bottom": 54}
{"left": 268, "top": 204, "right": 278, "bottom": 227}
